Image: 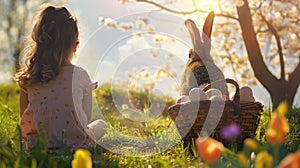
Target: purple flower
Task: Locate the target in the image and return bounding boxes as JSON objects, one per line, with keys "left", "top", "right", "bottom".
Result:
{"left": 220, "top": 123, "right": 241, "bottom": 141}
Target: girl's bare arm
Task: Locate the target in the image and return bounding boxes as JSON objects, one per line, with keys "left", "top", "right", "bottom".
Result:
{"left": 20, "top": 90, "right": 29, "bottom": 117}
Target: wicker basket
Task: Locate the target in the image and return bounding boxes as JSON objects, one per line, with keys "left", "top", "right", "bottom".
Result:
{"left": 168, "top": 79, "right": 263, "bottom": 149}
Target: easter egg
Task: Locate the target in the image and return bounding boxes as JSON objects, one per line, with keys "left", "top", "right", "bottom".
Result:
{"left": 176, "top": 95, "right": 190, "bottom": 104}
{"left": 189, "top": 88, "right": 208, "bottom": 102}
{"left": 205, "top": 88, "right": 222, "bottom": 99}
{"left": 240, "top": 86, "right": 254, "bottom": 102}
{"left": 210, "top": 95, "right": 223, "bottom": 101}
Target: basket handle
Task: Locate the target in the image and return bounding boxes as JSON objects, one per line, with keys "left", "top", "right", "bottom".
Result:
{"left": 202, "top": 78, "right": 240, "bottom": 111}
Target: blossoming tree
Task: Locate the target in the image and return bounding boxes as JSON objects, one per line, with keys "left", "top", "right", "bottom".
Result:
{"left": 0, "top": 0, "right": 63, "bottom": 74}
{"left": 118, "top": 0, "right": 300, "bottom": 108}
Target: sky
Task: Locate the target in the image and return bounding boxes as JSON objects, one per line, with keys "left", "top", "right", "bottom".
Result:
{"left": 63, "top": 0, "right": 300, "bottom": 108}
{"left": 67, "top": 0, "right": 190, "bottom": 97}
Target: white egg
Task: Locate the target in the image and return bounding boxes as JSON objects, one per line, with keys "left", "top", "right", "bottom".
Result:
{"left": 189, "top": 88, "right": 208, "bottom": 102}
{"left": 240, "top": 86, "right": 253, "bottom": 96}
{"left": 209, "top": 95, "right": 223, "bottom": 101}
{"left": 205, "top": 88, "right": 222, "bottom": 99}
{"left": 240, "top": 86, "right": 254, "bottom": 102}
{"left": 176, "top": 95, "right": 190, "bottom": 104}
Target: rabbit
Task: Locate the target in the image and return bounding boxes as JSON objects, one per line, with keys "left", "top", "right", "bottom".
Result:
{"left": 180, "top": 12, "right": 227, "bottom": 96}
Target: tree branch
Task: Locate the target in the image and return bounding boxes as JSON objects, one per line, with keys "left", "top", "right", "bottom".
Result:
{"left": 135, "top": 0, "right": 239, "bottom": 21}
{"left": 136, "top": 0, "right": 203, "bottom": 14}
{"left": 289, "top": 57, "right": 300, "bottom": 90}
{"left": 215, "top": 13, "right": 239, "bottom": 21}
{"left": 259, "top": 11, "right": 285, "bottom": 80}
{"left": 236, "top": 0, "right": 278, "bottom": 92}
{"left": 256, "top": 29, "right": 270, "bottom": 34}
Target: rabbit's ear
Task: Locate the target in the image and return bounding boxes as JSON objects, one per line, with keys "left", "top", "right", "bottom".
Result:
{"left": 185, "top": 19, "right": 201, "bottom": 50}
{"left": 202, "top": 11, "right": 214, "bottom": 43}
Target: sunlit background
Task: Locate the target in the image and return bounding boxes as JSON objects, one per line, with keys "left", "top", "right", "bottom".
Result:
{"left": 0, "top": 0, "right": 299, "bottom": 107}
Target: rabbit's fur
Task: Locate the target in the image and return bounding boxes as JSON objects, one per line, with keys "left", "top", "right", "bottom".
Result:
{"left": 180, "top": 12, "right": 227, "bottom": 96}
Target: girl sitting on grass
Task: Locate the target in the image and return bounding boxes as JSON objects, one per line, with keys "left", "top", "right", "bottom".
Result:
{"left": 15, "top": 3, "right": 107, "bottom": 150}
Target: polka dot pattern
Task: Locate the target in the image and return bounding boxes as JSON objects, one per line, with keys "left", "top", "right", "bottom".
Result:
{"left": 20, "top": 65, "right": 97, "bottom": 149}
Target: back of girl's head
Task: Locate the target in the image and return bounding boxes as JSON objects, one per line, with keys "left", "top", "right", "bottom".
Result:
{"left": 15, "top": 3, "right": 79, "bottom": 86}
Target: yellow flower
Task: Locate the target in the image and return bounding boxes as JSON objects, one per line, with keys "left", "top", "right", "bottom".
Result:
{"left": 266, "top": 113, "right": 289, "bottom": 145}
{"left": 244, "top": 138, "right": 258, "bottom": 151}
{"left": 72, "top": 149, "right": 92, "bottom": 168}
{"left": 277, "top": 102, "right": 288, "bottom": 116}
{"left": 237, "top": 152, "right": 248, "bottom": 167}
{"left": 254, "top": 150, "right": 273, "bottom": 168}
{"left": 31, "top": 159, "right": 37, "bottom": 168}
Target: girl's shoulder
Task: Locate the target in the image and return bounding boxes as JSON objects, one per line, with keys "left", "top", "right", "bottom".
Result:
{"left": 63, "top": 65, "right": 88, "bottom": 75}
{"left": 17, "top": 81, "right": 28, "bottom": 94}
{"left": 68, "top": 65, "right": 92, "bottom": 83}
{"left": 72, "top": 65, "right": 89, "bottom": 76}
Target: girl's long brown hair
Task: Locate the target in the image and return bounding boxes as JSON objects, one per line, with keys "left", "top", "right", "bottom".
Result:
{"left": 15, "top": 4, "right": 79, "bottom": 87}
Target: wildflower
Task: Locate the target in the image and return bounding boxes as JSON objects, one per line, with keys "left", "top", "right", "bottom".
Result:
{"left": 72, "top": 149, "right": 92, "bottom": 168}
{"left": 122, "top": 104, "right": 129, "bottom": 110}
{"left": 254, "top": 150, "right": 273, "bottom": 168}
{"left": 195, "top": 137, "right": 224, "bottom": 164}
{"left": 266, "top": 113, "right": 289, "bottom": 145}
{"left": 277, "top": 101, "right": 288, "bottom": 116}
{"left": 237, "top": 152, "right": 248, "bottom": 167}
{"left": 220, "top": 123, "right": 241, "bottom": 141}
{"left": 250, "top": 152, "right": 256, "bottom": 162}
{"left": 244, "top": 138, "right": 258, "bottom": 151}
{"left": 278, "top": 150, "right": 300, "bottom": 168}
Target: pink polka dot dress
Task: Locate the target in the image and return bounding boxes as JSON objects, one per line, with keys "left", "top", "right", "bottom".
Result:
{"left": 20, "top": 65, "right": 106, "bottom": 150}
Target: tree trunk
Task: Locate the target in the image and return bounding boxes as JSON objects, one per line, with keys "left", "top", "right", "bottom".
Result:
{"left": 236, "top": 0, "right": 300, "bottom": 109}
{"left": 269, "top": 79, "right": 298, "bottom": 109}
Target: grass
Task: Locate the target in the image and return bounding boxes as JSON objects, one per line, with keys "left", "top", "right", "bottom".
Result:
{"left": 0, "top": 83, "right": 299, "bottom": 167}
{"left": 255, "top": 105, "right": 300, "bottom": 152}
